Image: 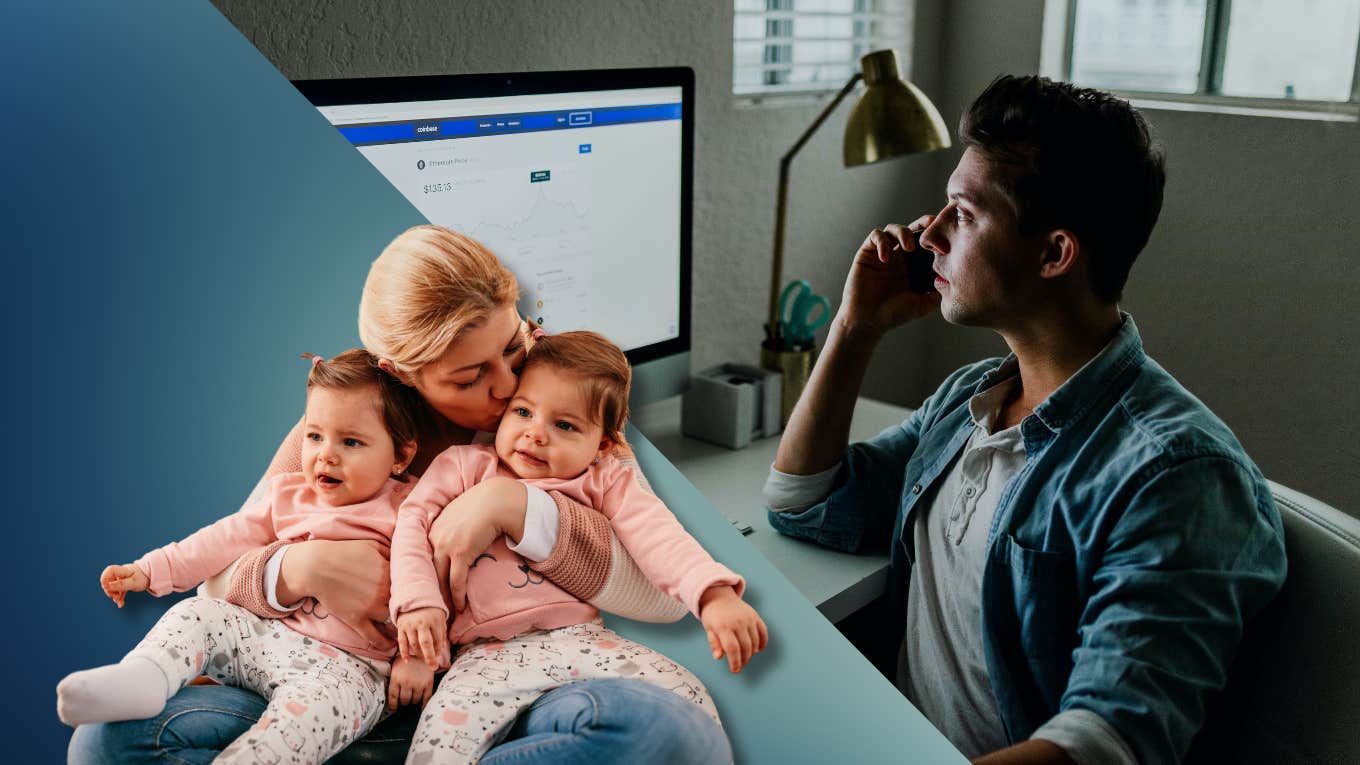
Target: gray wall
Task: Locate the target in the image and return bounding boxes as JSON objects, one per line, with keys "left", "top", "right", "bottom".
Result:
{"left": 916, "top": 0, "right": 1360, "bottom": 516}
{"left": 213, "top": 0, "right": 1360, "bottom": 516}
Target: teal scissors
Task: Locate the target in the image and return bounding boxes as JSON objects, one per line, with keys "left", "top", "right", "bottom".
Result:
{"left": 778, "top": 279, "right": 830, "bottom": 349}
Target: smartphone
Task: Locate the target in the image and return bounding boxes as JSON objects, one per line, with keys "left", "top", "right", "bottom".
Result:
{"left": 904, "top": 229, "right": 936, "bottom": 293}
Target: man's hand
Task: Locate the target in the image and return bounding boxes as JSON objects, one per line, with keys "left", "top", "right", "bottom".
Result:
{"left": 396, "top": 606, "right": 449, "bottom": 670}
{"left": 428, "top": 477, "right": 527, "bottom": 613}
{"left": 839, "top": 219, "right": 942, "bottom": 337}
{"left": 698, "top": 585, "right": 769, "bottom": 673}
{"left": 280, "top": 539, "right": 395, "bottom": 650}
{"left": 100, "top": 563, "right": 149, "bottom": 608}
{"left": 387, "top": 655, "right": 435, "bottom": 711}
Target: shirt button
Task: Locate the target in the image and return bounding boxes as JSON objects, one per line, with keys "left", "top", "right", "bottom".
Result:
{"left": 965, "top": 486, "right": 976, "bottom": 497}
{"left": 911, "top": 484, "right": 922, "bottom": 494}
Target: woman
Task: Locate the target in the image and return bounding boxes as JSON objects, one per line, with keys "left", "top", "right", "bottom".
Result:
{"left": 67, "top": 225, "right": 730, "bottom": 765}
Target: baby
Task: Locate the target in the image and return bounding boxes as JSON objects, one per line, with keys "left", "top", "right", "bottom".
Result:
{"left": 56, "top": 349, "right": 434, "bottom": 764}
{"left": 390, "top": 330, "right": 768, "bottom": 764}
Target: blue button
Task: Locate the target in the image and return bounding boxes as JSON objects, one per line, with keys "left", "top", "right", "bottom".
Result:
{"left": 578, "top": 144, "right": 591, "bottom": 154}
{"left": 568, "top": 111, "right": 592, "bottom": 125}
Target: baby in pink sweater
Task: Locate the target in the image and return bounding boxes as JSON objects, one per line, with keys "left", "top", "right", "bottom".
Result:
{"left": 390, "top": 330, "right": 768, "bottom": 764}
{"left": 57, "top": 349, "right": 434, "bottom": 765}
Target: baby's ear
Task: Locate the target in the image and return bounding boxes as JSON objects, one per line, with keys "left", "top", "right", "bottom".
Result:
{"left": 395, "top": 440, "right": 418, "bottom": 473}
{"left": 597, "top": 438, "right": 613, "bottom": 457}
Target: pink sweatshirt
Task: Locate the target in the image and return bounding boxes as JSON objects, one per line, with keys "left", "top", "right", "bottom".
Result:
{"left": 390, "top": 444, "right": 744, "bottom": 648}
{"left": 136, "top": 474, "right": 410, "bottom": 661}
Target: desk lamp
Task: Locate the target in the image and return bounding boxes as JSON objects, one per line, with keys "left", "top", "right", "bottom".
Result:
{"left": 761, "top": 49, "right": 950, "bottom": 424}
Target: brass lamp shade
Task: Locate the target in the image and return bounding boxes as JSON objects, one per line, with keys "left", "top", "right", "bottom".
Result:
{"left": 763, "top": 49, "right": 951, "bottom": 427}
{"left": 843, "top": 50, "right": 950, "bottom": 167}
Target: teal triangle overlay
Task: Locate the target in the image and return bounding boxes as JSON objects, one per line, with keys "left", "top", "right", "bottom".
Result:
{"left": 7, "top": 2, "right": 962, "bottom": 763}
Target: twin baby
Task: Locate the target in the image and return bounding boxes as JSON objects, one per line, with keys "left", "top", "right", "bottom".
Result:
{"left": 57, "top": 331, "right": 768, "bottom": 764}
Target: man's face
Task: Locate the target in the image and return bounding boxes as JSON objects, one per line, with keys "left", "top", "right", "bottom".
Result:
{"left": 919, "top": 148, "right": 1047, "bottom": 328}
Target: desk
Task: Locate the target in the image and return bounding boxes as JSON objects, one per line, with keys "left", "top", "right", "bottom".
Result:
{"left": 632, "top": 395, "right": 912, "bottom": 623}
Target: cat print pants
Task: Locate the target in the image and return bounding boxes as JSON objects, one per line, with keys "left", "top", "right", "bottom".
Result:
{"left": 406, "top": 619, "right": 721, "bottom": 764}
{"left": 127, "top": 596, "right": 390, "bottom": 765}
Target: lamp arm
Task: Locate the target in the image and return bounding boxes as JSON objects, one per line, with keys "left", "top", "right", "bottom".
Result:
{"left": 768, "top": 73, "right": 865, "bottom": 339}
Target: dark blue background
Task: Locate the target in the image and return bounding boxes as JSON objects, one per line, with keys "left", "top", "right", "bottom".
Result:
{"left": 5, "top": 3, "right": 960, "bottom": 761}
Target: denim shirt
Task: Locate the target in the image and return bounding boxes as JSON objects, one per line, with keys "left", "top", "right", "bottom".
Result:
{"left": 768, "top": 315, "right": 1287, "bottom": 764}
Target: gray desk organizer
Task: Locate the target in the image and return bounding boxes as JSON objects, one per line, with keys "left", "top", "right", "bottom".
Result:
{"left": 681, "top": 364, "right": 782, "bottom": 449}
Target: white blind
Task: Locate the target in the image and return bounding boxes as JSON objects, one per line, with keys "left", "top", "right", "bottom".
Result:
{"left": 734, "top": 0, "right": 913, "bottom": 95}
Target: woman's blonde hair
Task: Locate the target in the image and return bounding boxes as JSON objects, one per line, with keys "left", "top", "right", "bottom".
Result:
{"left": 358, "top": 225, "right": 520, "bottom": 384}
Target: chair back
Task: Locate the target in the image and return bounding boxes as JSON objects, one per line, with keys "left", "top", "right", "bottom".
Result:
{"left": 1188, "top": 481, "right": 1360, "bottom": 764}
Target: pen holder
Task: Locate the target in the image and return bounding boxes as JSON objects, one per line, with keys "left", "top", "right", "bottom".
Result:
{"left": 761, "top": 343, "right": 813, "bottom": 428}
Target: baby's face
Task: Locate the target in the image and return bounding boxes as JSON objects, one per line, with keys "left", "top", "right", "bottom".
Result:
{"left": 494, "top": 364, "right": 608, "bottom": 480}
{"left": 302, "top": 385, "right": 401, "bottom": 507}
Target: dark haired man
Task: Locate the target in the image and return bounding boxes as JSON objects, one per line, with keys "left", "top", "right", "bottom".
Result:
{"left": 765, "top": 75, "right": 1286, "bottom": 765}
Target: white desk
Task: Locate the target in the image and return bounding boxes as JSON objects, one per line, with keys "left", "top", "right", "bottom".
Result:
{"left": 632, "top": 395, "right": 912, "bottom": 623}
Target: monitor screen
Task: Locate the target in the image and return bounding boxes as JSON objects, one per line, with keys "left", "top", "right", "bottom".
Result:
{"left": 294, "top": 69, "right": 693, "bottom": 402}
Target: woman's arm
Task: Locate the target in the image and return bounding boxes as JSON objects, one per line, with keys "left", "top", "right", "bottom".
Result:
{"left": 214, "top": 418, "right": 396, "bottom": 648}
{"left": 428, "top": 458, "right": 686, "bottom": 622}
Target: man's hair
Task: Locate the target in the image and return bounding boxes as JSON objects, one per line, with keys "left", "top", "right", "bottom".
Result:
{"left": 304, "top": 348, "right": 423, "bottom": 452}
{"left": 959, "top": 75, "right": 1166, "bottom": 303}
{"left": 523, "top": 331, "right": 630, "bottom": 449}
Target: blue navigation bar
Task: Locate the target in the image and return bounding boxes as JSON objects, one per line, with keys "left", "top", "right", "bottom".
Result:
{"left": 338, "top": 103, "right": 681, "bottom": 146}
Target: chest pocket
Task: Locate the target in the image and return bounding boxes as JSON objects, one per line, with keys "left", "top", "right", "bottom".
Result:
{"left": 1001, "top": 533, "right": 1079, "bottom": 710}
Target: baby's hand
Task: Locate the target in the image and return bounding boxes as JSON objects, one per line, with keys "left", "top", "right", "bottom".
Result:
{"left": 100, "top": 564, "right": 149, "bottom": 608}
{"left": 388, "top": 655, "right": 435, "bottom": 711}
{"left": 396, "top": 607, "right": 449, "bottom": 670}
{"left": 698, "top": 585, "right": 769, "bottom": 673}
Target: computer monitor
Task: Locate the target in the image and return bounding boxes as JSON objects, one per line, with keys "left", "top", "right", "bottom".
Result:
{"left": 294, "top": 68, "right": 694, "bottom": 405}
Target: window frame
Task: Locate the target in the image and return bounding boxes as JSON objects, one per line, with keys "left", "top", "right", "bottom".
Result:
{"left": 732, "top": 0, "right": 913, "bottom": 102}
{"left": 1043, "top": 0, "right": 1360, "bottom": 120}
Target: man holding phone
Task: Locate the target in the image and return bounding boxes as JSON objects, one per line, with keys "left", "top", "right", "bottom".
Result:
{"left": 765, "top": 75, "right": 1286, "bottom": 765}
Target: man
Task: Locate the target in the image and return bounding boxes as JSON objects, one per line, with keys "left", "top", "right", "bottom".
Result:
{"left": 764, "top": 75, "right": 1286, "bottom": 765}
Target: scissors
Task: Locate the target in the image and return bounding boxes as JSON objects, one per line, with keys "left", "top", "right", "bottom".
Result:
{"left": 778, "top": 279, "right": 830, "bottom": 349}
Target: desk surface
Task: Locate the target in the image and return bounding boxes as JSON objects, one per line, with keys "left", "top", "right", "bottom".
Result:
{"left": 621, "top": 415, "right": 963, "bottom": 763}
{"left": 633, "top": 395, "right": 911, "bottom": 623}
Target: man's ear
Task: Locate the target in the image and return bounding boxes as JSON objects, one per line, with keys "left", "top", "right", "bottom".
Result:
{"left": 1038, "top": 229, "right": 1081, "bottom": 280}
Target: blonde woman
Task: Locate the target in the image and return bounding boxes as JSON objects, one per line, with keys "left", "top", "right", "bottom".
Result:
{"left": 68, "top": 225, "right": 731, "bottom": 765}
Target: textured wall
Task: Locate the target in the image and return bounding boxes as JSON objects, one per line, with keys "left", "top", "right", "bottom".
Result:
{"left": 210, "top": 0, "right": 944, "bottom": 406}
{"left": 210, "top": 0, "right": 1359, "bottom": 514}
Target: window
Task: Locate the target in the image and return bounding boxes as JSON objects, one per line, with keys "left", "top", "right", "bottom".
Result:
{"left": 1047, "top": 0, "right": 1360, "bottom": 108}
{"left": 733, "top": 0, "right": 912, "bottom": 96}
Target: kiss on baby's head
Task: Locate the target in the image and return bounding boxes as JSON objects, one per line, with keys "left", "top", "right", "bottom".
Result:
{"left": 493, "top": 330, "right": 630, "bottom": 482}
{"left": 302, "top": 348, "right": 422, "bottom": 506}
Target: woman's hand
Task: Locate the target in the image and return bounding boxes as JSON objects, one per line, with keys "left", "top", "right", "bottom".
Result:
{"left": 428, "top": 476, "right": 528, "bottom": 612}
{"left": 839, "top": 218, "right": 942, "bottom": 337}
{"left": 279, "top": 539, "right": 395, "bottom": 650}
{"left": 101, "top": 563, "right": 149, "bottom": 608}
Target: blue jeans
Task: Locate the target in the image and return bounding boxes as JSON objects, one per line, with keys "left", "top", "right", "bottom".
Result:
{"left": 67, "top": 678, "right": 730, "bottom": 764}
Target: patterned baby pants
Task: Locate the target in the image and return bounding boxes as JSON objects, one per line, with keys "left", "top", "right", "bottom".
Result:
{"left": 127, "top": 596, "right": 390, "bottom": 765}
{"left": 406, "top": 619, "right": 720, "bottom": 764}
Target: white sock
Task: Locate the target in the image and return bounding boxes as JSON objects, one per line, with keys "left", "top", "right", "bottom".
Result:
{"left": 56, "top": 656, "right": 171, "bottom": 726}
